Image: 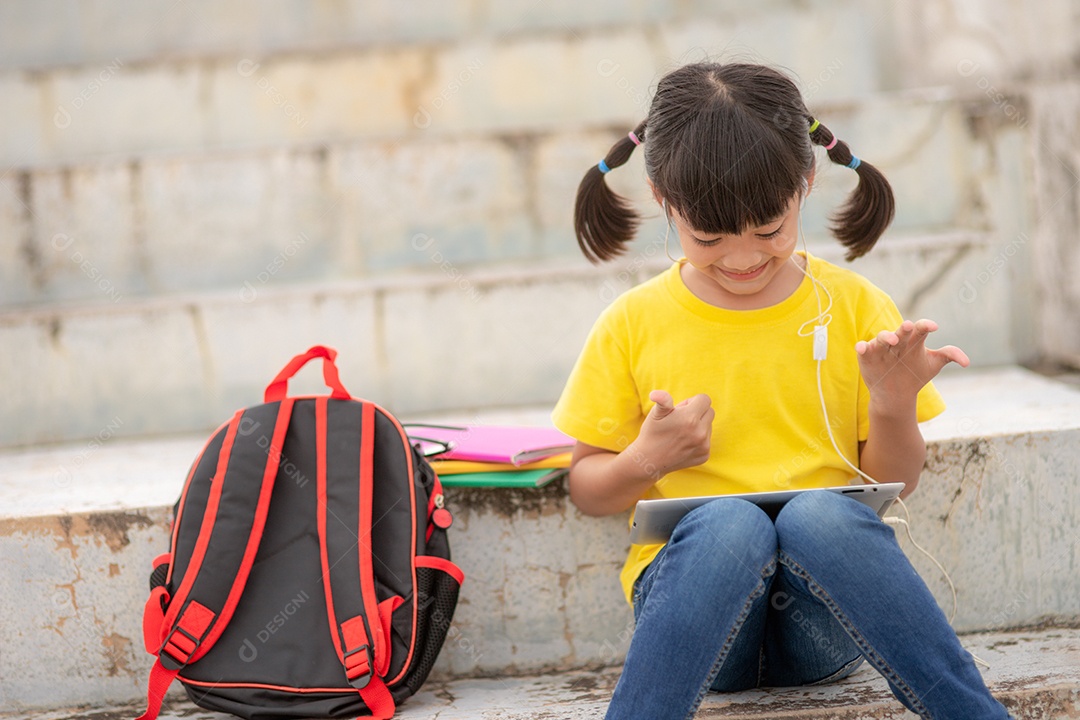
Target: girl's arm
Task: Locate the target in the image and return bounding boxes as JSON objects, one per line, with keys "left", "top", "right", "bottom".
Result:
{"left": 567, "top": 391, "right": 714, "bottom": 516}
{"left": 856, "top": 319, "right": 969, "bottom": 498}
{"left": 857, "top": 403, "right": 925, "bottom": 498}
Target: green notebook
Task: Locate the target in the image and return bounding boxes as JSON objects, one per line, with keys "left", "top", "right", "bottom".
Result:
{"left": 438, "top": 467, "right": 567, "bottom": 488}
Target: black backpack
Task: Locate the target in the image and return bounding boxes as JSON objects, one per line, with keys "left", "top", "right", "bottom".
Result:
{"left": 136, "top": 346, "right": 462, "bottom": 720}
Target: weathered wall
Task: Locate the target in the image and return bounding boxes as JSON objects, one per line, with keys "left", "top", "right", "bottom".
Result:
{"left": 3, "top": 416, "right": 1078, "bottom": 709}
{"left": 0, "top": 1, "right": 1071, "bottom": 303}
{"left": 2, "top": 0, "right": 1077, "bottom": 445}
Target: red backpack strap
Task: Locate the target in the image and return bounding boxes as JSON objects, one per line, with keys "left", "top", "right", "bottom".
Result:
{"left": 135, "top": 398, "right": 295, "bottom": 720}
{"left": 315, "top": 397, "right": 395, "bottom": 719}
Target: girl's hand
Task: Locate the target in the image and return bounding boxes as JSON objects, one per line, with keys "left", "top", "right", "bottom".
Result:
{"left": 630, "top": 390, "right": 714, "bottom": 477}
{"left": 856, "top": 319, "right": 969, "bottom": 409}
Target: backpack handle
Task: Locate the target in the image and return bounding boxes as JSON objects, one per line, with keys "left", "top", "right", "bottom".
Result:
{"left": 265, "top": 345, "right": 352, "bottom": 402}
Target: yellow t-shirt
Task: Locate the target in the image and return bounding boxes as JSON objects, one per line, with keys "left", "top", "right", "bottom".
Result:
{"left": 551, "top": 255, "right": 945, "bottom": 604}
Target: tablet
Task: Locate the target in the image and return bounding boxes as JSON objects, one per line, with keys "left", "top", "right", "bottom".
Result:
{"left": 628, "top": 483, "right": 905, "bottom": 545}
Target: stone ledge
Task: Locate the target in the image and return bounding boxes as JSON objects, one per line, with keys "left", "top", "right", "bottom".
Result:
{"left": 7, "top": 365, "right": 1077, "bottom": 520}
{"left": 0, "top": 228, "right": 1028, "bottom": 450}
{"left": 0, "top": 12, "right": 940, "bottom": 168}
{"left": 3, "top": 627, "right": 1077, "bottom": 720}
{"left": 2, "top": 369, "right": 1079, "bottom": 709}
{"left": 0, "top": 230, "right": 988, "bottom": 324}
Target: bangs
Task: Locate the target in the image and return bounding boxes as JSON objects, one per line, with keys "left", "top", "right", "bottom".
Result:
{"left": 657, "top": 101, "right": 804, "bottom": 234}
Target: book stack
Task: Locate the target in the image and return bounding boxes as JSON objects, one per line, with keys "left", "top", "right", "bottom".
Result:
{"left": 406, "top": 424, "right": 575, "bottom": 488}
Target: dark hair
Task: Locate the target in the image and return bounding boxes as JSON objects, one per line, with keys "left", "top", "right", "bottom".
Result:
{"left": 574, "top": 63, "right": 895, "bottom": 263}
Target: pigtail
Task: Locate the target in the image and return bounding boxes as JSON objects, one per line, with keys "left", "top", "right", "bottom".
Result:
{"left": 809, "top": 121, "right": 895, "bottom": 261}
{"left": 574, "top": 120, "right": 647, "bottom": 263}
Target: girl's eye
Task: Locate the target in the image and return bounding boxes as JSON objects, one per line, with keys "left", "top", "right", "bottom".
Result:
{"left": 756, "top": 225, "right": 781, "bottom": 241}
{"left": 692, "top": 224, "right": 782, "bottom": 245}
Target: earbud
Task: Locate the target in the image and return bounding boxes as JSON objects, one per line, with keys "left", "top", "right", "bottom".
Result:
{"left": 799, "top": 177, "right": 809, "bottom": 209}
{"left": 661, "top": 198, "right": 679, "bottom": 263}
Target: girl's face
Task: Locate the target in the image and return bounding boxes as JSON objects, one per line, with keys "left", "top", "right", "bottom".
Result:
{"left": 668, "top": 193, "right": 802, "bottom": 299}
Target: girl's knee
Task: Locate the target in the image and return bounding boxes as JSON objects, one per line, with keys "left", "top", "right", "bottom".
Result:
{"left": 775, "top": 489, "right": 879, "bottom": 550}
{"left": 676, "top": 497, "right": 773, "bottom": 538}
{"left": 642, "top": 499, "right": 777, "bottom": 615}
{"left": 670, "top": 497, "right": 778, "bottom": 564}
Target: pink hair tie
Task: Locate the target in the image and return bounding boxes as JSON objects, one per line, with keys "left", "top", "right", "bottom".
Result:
{"left": 824, "top": 136, "right": 839, "bottom": 151}
{"left": 628, "top": 131, "right": 642, "bottom": 146}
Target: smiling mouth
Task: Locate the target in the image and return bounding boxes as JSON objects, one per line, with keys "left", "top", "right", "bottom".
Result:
{"left": 718, "top": 262, "right": 769, "bottom": 281}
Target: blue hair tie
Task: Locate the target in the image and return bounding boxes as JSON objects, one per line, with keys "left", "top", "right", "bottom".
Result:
{"left": 847, "top": 156, "right": 861, "bottom": 170}
{"left": 598, "top": 159, "right": 611, "bottom": 174}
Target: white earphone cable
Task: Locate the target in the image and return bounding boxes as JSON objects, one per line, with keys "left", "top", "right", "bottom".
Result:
{"left": 791, "top": 201, "right": 983, "bottom": 664}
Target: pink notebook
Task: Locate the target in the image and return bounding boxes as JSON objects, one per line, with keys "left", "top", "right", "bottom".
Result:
{"left": 406, "top": 424, "right": 576, "bottom": 466}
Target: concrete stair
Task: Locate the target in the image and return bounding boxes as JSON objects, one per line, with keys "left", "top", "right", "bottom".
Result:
{"left": 1, "top": 627, "right": 1079, "bottom": 719}
{"left": 0, "top": 84, "right": 1026, "bottom": 309}
{"left": 0, "top": 226, "right": 1034, "bottom": 450}
{"left": 0, "top": 69, "right": 1043, "bottom": 452}
{"left": 3, "top": 2, "right": 1078, "bottom": 718}
{"left": 2, "top": 367, "right": 1079, "bottom": 716}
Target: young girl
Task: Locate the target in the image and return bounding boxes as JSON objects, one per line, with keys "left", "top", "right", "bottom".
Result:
{"left": 551, "top": 62, "right": 1011, "bottom": 720}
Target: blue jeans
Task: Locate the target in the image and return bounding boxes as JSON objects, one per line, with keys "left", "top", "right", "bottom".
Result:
{"left": 605, "top": 492, "right": 1010, "bottom": 719}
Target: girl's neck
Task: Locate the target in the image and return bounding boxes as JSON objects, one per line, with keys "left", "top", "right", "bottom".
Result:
{"left": 679, "top": 253, "right": 807, "bottom": 310}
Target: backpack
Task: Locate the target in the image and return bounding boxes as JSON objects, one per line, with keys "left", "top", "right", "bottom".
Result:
{"left": 136, "top": 346, "right": 462, "bottom": 720}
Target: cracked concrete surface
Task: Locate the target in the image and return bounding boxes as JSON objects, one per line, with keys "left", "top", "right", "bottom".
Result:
{"left": 3, "top": 628, "right": 1077, "bottom": 720}
{"left": 1, "top": 369, "right": 1078, "bottom": 710}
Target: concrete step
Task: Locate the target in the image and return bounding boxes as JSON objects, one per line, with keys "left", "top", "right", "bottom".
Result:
{"left": 0, "top": 228, "right": 1034, "bottom": 449}
{"left": 0, "top": 84, "right": 1030, "bottom": 311}
{"left": 1, "top": 1, "right": 1016, "bottom": 167}
{"left": 1, "top": 367, "right": 1079, "bottom": 711}
{"left": 1, "top": 627, "right": 1077, "bottom": 719}
{"left": 3, "top": 0, "right": 1075, "bottom": 99}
